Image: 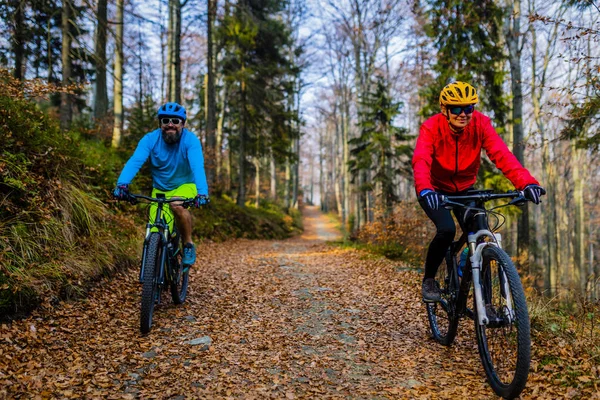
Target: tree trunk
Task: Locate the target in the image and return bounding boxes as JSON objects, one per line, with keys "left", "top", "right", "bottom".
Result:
{"left": 47, "top": 17, "right": 54, "bottom": 82}
{"left": 206, "top": 0, "right": 217, "bottom": 186}
{"left": 111, "top": 0, "right": 124, "bottom": 148}
{"left": 93, "top": 0, "right": 108, "bottom": 119}
{"left": 167, "top": 0, "right": 181, "bottom": 102}
{"left": 504, "top": 0, "right": 530, "bottom": 267}
{"left": 237, "top": 67, "right": 247, "bottom": 207}
{"left": 343, "top": 92, "right": 351, "bottom": 227}
{"left": 174, "top": 0, "right": 182, "bottom": 103}
{"left": 137, "top": 24, "right": 144, "bottom": 105}
{"left": 216, "top": 83, "right": 228, "bottom": 188}
{"left": 541, "top": 134, "right": 558, "bottom": 296}
{"left": 60, "top": 0, "right": 73, "bottom": 130}
{"left": 270, "top": 149, "right": 276, "bottom": 200}
{"left": 160, "top": 0, "right": 166, "bottom": 100}
{"left": 225, "top": 132, "right": 232, "bottom": 193}
{"left": 333, "top": 103, "right": 343, "bottom": 218}
{"left": 12, "top": 0, "right": 25, "bottom": 80}
{"left": 309, "top": 154, "right": 314, "bottom": 205}
{"left": 254, "top": 157, "right": 260, "bottom": 208}
{"left": 292, "top": 135, "right": 299, "bottom": 209}
{"left": 285, "top": 157, "right": 291, "bottom": 208}
{"left": 572, "top": 143, "right": 585, "bottom": 293}
{"left": 319, "top": 129, "right": 325, "bottom": 211}
{"left": 529, "top": 0, "right": 564, "bottom": 295}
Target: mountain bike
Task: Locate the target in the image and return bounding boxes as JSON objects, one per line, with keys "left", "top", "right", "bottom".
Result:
{"left": 119, "top": 193, "right": 194, "bottom": 334}
{"left": 425, "top": 189, "right": 533, "bottom": 399}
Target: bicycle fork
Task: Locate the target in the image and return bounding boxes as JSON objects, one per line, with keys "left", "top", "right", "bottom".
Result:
{"left": 468, "top": 231, "right": 515, "bottom": 326}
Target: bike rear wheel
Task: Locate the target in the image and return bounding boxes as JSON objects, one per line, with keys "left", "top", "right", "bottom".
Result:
{"left": 426, "top": 249, "right": 460, "bottom": 346}
{"left": 475, "top": 246, "right": 530, "bottom": 399}
{"left": 169, "top": 230, "right": 189, "bottom": 304}
{"left": 140, "top": 232, "right": 162, "bottom": 334}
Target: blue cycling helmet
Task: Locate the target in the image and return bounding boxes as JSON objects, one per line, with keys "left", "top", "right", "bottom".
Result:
{"left": 157, "top": 102, "right": 187, "bottom": 121}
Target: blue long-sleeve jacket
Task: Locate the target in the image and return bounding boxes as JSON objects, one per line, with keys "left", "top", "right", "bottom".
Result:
{"left": 116, "top": 128, "right": 208, "bottom": 195}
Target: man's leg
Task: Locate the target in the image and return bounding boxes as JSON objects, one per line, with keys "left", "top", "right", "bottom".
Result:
{"left": 418, "top": 199, "right": 457, "bottom": 301}
{"left": 160, "top": 183, "right": 198, "bottom": 269}
{"left": 171, "top": 202, "right": 196, "bottom": 269}
{"left": 171, "top": 204, "right": 193, "bottom": 244}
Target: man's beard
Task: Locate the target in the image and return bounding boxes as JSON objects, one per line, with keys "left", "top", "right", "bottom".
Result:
{"left": 162, "top": 129, "right": 182, "bottom": 144}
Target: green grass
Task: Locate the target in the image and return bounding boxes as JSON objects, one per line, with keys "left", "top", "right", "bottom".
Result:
{"left": 191, "top": 195, "right": 303, "bottom": 241}
{"left": 0, "top": 181, "right": 140, "bottom": 320}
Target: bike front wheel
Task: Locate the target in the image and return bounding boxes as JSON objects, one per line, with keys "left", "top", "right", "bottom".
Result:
{"left": 475, "top": 246, "right": 531, "bottom": 399}
{"left": 140, "top": 232, "right": 162, "bottom": 334}
{"left": 426, "top": 249, "right": 460, "bottom": 346}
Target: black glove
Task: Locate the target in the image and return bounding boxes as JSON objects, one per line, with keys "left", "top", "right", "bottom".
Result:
{"left": 193, "top": 194, "right": 210, "bottom": 208}
{"left": 523, "top": 184, "right": 546, "bottom": 205}
{"left": 420, "top": 189, "right": 442, "bottom": 211}
{"left": 112, "top": 184, "right": 130, "bottom": 200}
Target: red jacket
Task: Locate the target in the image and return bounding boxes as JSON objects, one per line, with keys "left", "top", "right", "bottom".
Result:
{"left": 412, "top": 111, "right": 539, "bottom": 195}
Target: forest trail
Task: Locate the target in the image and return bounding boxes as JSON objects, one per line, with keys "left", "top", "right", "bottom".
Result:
{"left": 0, "top": 207, "right": 582, "bottom": 399}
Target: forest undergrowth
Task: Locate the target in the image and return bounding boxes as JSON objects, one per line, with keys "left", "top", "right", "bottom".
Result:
{"left": 0, "top": 75, "right": 302, "bottom": 321}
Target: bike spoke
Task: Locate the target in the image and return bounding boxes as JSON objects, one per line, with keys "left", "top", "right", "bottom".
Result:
{"left": 426, "top": 251, "right": 459, "bottom": 346}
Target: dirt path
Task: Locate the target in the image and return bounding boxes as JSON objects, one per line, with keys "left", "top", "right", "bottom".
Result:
{"left": 0, "top": 207, "right": 582, "bottom": 399}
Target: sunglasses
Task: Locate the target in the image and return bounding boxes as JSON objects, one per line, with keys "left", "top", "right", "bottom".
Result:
{"left": 448, "top": 105, "right": 475, "bottom": 115}
{"left": 160, "top": 117, "right": 183, "bottom": 125}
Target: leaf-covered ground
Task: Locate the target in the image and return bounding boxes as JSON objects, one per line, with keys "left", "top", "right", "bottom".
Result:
{"left": 1, "top": 206, "right": 598, "bottom": 399}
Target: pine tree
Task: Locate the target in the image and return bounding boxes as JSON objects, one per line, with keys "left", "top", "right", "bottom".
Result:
{"left": 349, "top": 77, "right": 409, "bottom": 216}
{"left": 420, "top": 0, "right": 507, "bottom": 129}
{"left": 218, "top": 0, "right": 301, "bottom": 206}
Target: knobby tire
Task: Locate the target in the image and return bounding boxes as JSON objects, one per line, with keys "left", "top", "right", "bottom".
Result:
{"left": 169, "top": 232, "right": 189, "bottom": 304}
{"left": 140, "top": 233, "right": 162, "bottom": 334}
{"left": 475, "top": 246, "right": 531, "bottom": 399}
{"left": 427, "top": 250, "right": 460, "bottom": 346}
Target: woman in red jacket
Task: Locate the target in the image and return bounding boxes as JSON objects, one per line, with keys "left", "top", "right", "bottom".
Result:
{"left": 412, "top": 81, "right": 545, "bottom": 302}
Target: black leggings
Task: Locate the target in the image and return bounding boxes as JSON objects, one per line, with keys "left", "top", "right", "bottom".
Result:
{"left": 418, "top": 198, "right": 466, "bottom": 281}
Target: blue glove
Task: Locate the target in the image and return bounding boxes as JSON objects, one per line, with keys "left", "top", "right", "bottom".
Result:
{"left": 420, "top": 189, "right": 442, "bottom": 211}
{"left": 523, "top": 184, "right": 545, "bottom": 204}
{"left": 112, "top": 184, "right": 130, "bottom": 200}
{"left": 193, "top": 194, "right": 210, "bottom": 208}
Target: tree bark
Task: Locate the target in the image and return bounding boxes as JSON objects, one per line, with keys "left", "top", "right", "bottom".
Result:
{"left": 167, "top": 0, "right": 181, "bottom": 102}
{"left": 111, "top": 0, "right": 124, "bottom": 148}
{"left": 270, "top": 149, "right": 277, "bottom": 200}
{"left": 343, "top": 91, "right": 351, "bottom": 228}
{"left": 254, "top": 157, "right": 260, "bottom": 208}
{"left": 284, "top": 157, "right": 291, "bottom": 208}
{"left": 60, "top": 0, "right": 73, "bottom": 130}
{"left": 206, "top": 0, "right": 218, "bottom": 186}
{"left": 174, "top": 0, "right": 181, "bottom": 103}
{"left": 93, "top": 0, "right": 108, "bottom": 119}
{"left": 12, "top": 0, "right": 26, "bottom": 80}
{"left": 237, "top": 66, "right": 247, "bottom": 207}
{"left": 216, "top": 83, "right": 228, "bottom": 188}
{"left": 572, "top": 143, "right": 585, "bottom": 293}
{"left": 504, "top": 0, "right": 530, "bottom": 266}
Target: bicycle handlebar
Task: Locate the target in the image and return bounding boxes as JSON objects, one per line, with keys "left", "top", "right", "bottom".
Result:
{"left": 119, "top": 193, "right": 196, "bottom": 208}
{"left": 441, "top": 190, "right": 528, "bottom": 209}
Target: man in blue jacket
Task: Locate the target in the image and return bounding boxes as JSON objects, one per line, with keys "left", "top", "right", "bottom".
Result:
{"left": 113, "top": 102, "right": 209, "bottom": 270}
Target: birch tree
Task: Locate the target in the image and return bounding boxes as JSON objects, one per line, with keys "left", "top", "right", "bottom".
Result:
{"left": 111, "top": 0, "right": 124, "bottom": 148}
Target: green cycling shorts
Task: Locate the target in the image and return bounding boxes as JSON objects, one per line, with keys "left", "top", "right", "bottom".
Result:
{"left": 148, "top": 183, "right": 197, "bottom": 232}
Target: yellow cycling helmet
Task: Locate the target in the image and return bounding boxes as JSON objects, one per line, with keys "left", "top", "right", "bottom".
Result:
{"left": 439, "top": 81, "right": 479, "bottom": 106}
